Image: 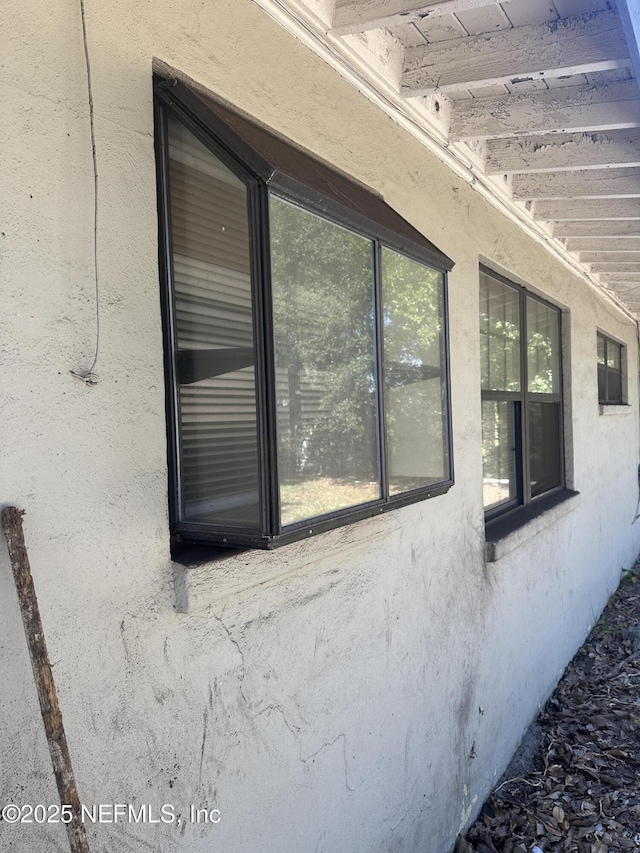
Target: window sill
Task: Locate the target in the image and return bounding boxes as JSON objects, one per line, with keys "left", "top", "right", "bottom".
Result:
{"left": 599, "top": 404, "right": 631, "bottom": 416}
{"left": 485, "top": 489, "right": 580, "bottom": 563}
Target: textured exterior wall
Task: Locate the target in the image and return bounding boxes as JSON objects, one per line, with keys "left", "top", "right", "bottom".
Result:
{"left": 2, "top": 1, "right": 640, "bottom": 851}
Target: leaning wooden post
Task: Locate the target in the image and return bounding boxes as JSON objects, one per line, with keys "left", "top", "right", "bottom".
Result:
{"left": 2, "top": 507, "right": 91, "bottom": 853}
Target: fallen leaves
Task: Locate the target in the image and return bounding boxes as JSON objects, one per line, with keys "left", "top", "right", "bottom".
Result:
{"left": 462, "top": 571, "right": 640, "bottom": 852}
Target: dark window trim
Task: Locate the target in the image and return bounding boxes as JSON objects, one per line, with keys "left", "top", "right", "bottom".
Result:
{"left": 480, "top": 265, "right": 565, "bottom": 524}
{"left": 154, "top": 74, "right": 455, "bottom": 550}
{"left": 155, "top": 77, "right": 454, "bottom": 274}
{"left": 485, "top": 487, "right": 579, "bottom": 546}
{"left": 597, "top": 331, "right": 624, "bottom": 405}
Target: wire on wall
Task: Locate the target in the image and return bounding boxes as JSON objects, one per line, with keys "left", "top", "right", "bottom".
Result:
{"left": 71, "top": 0, "right": 100, "bottom": 385}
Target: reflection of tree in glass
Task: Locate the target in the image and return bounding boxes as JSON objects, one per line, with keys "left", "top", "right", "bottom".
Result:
{"left": 383, "top": 252, "right": 441, "bottom": 352}
{"left": 479, "top": 311, "right": 520, "bottom": 392}
{"left": 481, "top": 400, "right": 513, "bottom": 508}
{"left": 527, "top": 330, "right": 554, "bottom": 394}
{"left": 527, "top": 298, "right": 557, "bottom": 395}
{"left": 382, "top": 249, "right": 446, "bottom": 490}
{"left": 270, "top": 196, "right": 377, "bottom": 484}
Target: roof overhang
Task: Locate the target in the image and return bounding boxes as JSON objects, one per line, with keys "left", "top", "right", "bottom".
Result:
{"left": 251, "top": 0, "right": 640, "bottom": 320}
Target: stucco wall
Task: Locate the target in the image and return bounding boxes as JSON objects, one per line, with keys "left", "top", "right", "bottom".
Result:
{"left": 2, "top": 1, "right": 640, "bottom": 851}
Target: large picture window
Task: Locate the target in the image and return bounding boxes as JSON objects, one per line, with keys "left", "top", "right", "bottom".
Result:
{"left": 480, "top": 268, "right": 564, "bottom": 520}
{"left": 155, "top": 77, "right": 454, "bottom": 549}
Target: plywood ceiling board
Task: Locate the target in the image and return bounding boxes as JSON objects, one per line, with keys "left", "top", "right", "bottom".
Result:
{"left": 501, "top": 0, "right": 558, "bottom": 28}
{"left": 414, "top": 14, "right": 468, "bottom": 43}
{"left": 454, "top": 3, "right": 512, "bottom": 34}
{"left": 552, "top": 0, "right": 612, "bottom": 16}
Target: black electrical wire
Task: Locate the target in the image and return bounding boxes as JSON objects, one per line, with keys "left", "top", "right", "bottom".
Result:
{"left": 71, "top": 0, "right": 100, "bottom": 384}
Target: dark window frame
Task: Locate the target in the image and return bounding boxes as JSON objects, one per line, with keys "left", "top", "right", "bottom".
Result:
{"left": 597, "top": 332, "right": 624, "bottom": 405}
{"left": 480, "top": 266, "right": 565, "bottom": 523}
{"left": 154, "top": 76, "right": 455, "bottom": 550}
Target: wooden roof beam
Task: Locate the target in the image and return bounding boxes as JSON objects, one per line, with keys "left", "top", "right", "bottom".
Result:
{"left": 604, "top": 283, "right": 640, "bottom": 300}
{"left": 534, "top": 199, "right": 640, "bottom": 221}
{"left": 590, "top": 262, "right": 640, "bottom": 272}
{"left": 402, "top": 10, "right": 628, "bottom": 96}
{"left": 511, "top": 167, "right": 640, "bottom": 200}
{"left": 579, "top": 252, "right": 640, "bottom": 263}
{"left": 330, "top": 0, "right": 502, "bottom": 36}
{"left": 486, "top": 131, "right": 640, "bottom": 175}
{"left": 553, "top": 221, "right": 640, "bottom": 238}
{"left": 450, "top": 80, "right": 640, "bottom": 141}
{"left": 601, "top": 273, "right": 640, "bottom": 283}
{"left": 567, "top": 237, "right": 640, "bottom": 252}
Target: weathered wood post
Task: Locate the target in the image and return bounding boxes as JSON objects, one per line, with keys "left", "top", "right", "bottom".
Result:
{"left": 2, "top": 507, "right": 91, "bottom": 853}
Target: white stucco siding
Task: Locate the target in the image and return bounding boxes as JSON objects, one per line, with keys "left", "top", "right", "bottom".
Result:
{"left": 2, "top": 1, "right": 640, "bottom": 852}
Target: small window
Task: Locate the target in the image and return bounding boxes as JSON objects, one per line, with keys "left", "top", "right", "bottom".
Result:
{"left": 480, "top": 268, "right": 564, "bottom": 519}
{"left": 154, "top": 76, "right": 454, "bottom": 549}
{"left": 597, "top": 333, "right": 623, "bottom": 405}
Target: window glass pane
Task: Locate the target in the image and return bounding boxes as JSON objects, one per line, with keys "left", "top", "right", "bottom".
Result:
{"left": 382, "top": 248, "right": 449, "bottom": 495}
{"left": 598, "top": 336, "right": 623, "bottom": 403}
{"left": 270, "top": 196, "right": 380, "bottom": 526}
{"left": 527, "top": 297, "right": 560, "bottom": 394}
{"left": 482, "top": 400, "right": 517, "bottom": 510}
{"left": 167, "top": 117, "right": 260, "bottom": 528}
{"left": 480, "top": 272, "right": 521, "bottom": 392}
{"left": 607, "top": 340, "right": 621, "bottom": 370}
{"left": 529, "top": 401, "right": 562, "bottom": 498}
{"left": 598, "top": 364, "right": 607, "bottom": 403}
{"left": 608, "top": 370, "right": 622, "bottom": 404}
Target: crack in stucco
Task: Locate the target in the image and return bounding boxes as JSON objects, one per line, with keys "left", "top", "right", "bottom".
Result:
{"left": 213, "top": 614, "right": 301, "bottom": 737}
{"left": 213, "top": 613, "right": 246, "bottom": 692}
{"left": 120, "top": 616, "right": 135, "bottom": 677}
{"left": 301, "top": 733, "right": 357, "bottom": 793}
{"left": 198, "top": 707, "right": 208, "bottom": 785}
{"left": 5, "top": 79, "right": 86, "bottom": 117}
{"left": 252, "top": 702, "right": 301, "bottom": 736}
{"left": 213, "top": 615, "right": 369, "bottom": 794}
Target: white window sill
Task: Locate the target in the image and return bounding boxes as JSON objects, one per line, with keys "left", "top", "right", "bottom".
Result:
{"left": 599, "top": 404, "right": 631, "bottom": 416}
{"left": 485, "top": 490, "right": 580, "bottom": 563}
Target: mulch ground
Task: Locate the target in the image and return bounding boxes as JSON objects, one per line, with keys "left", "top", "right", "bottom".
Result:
{"left": 459, "top": 566, "right": 640, "bottom": 853}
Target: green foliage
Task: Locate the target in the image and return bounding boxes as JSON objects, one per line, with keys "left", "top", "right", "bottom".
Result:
{"left": 269, "top": 196, "right": 446, "bottom": 486}
{"left": 270, "top": 196, "right": 376, "bottom": 481}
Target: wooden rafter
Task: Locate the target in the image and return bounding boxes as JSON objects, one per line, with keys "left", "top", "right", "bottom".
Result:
{"left": 590, "top": 262, "right": 640, "bottom": 271}
{"left": 599, "top": 272, "right": 640, "bottom": 282}
{"left": 553, "top": 221, "right": 640, "bottom": 238}
{"left": 315, "top": 0, "right": 640, "bottom": 313}
{"left": 579, "top": 252, "right": 640, "bottom": 263}
{"left": 534, "top": 199, "right": 640, "bottom": 221}
{"left": 512, "top": 167, "right": 640, "bottom": 200}
{"left": 450, "top": 80, "right": 640, "bottom": 141}
{"left": 486, "top": 131, "right": 640, "bottom": 175}
{"left": 567, "top": 238, "right": 640, "bottom": 252}
{"left": 402, "top": 11, "right": 628, "bottom": 96}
